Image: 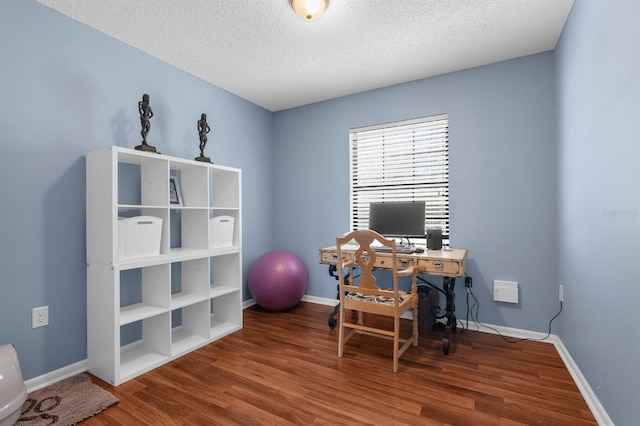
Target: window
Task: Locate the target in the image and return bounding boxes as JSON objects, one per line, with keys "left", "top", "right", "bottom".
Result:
{"left": 349, "top": 114, "right": 450, "bottom": 241}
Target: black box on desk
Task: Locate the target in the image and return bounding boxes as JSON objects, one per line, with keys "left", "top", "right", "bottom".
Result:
{"left": 426, "top": 227, "right": 442, "bottom": 250}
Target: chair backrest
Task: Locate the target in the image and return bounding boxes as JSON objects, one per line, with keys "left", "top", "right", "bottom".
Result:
{"left": 335, "top": 229, "right": 419, "bottom": 373}
{"left": 336, "top": 229, "right": 399, "bottom": 293}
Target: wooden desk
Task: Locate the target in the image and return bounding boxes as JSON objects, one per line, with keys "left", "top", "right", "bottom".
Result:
{"left": 319, "top": 246, "right": 468, "bottom": 354}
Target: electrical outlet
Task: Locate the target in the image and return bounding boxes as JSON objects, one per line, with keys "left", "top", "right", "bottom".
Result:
{"left": 465, "top": 276, "right": 472, "bottom": 288}
{"left": 559, "top": 285, "right": 564, "bottom": 302}
{"left": 32, "top": 306, "right": 49, "bottom": 328}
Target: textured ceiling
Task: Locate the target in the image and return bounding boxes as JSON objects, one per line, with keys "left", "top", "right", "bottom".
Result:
{"left": 36, "top": 0, "right": 574, "bottom": 112}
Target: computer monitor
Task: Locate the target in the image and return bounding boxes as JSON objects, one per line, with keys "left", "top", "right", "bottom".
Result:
{"left": 368, "top": 201, "right": 426, "bottom": 239}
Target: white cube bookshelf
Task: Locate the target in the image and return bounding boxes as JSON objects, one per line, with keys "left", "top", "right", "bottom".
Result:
{"left": 86, "top": 146, "right": 242, "bottom": 386}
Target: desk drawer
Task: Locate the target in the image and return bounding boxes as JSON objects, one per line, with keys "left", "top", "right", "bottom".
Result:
{"left": 319, "top": 250, "right": 414, "bottom": 270}
{"left": 394, "top": 257, "right": 415, "bottom": 269}
{"left": 320, "top": 250, "right": 345, "bottom": 264}
{"left": 418, "top": 259, "right": 462, "bottom": 276}
{"left": 368, "top": 256, "right": 414, "bottom": 269}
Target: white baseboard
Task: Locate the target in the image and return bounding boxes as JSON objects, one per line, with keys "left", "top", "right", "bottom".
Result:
{"left": 301, "top": 294, "right": 339, "bottom": 306}
{"left": 24, "top": 359, "right": 87, "bottom": 393}
{"left": 242, "top": 295, "right": 338, "bottom": 309}
{"left": 552, "top": 337, "right": 613, "bottom": 426}
{"left": 24, "top": 296, "right": 610, "bottom": 425}
{"left": 457, "top": 319, "right": 554, "bottom": 341}
{"left": 242, "top": 298, "right": 257, "bottom": 309}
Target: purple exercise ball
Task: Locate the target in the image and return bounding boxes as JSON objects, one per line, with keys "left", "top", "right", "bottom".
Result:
{"left": 248, "top": 250, "right": 308, "bottom": 311}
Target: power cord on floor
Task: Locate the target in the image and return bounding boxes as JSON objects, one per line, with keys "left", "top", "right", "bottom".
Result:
{"left": 466, "top": 287, "right": 563, "bottom": 344}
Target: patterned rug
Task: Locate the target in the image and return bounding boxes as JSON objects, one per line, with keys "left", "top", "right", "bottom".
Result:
{"left": 17, "top": 373, "right": 118, "bottom": 426}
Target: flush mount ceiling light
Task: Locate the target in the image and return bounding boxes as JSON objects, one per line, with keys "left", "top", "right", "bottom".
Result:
{"left": 291, "top": 0, "right": 328, "bottom": 21}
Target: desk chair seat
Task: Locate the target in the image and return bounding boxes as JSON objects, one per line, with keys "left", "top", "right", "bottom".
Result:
{"left": 344, "top": 290, "right": 411, "bottom": 305}
{"left": 335, "top": 229, "right": 419, "bottom": 373}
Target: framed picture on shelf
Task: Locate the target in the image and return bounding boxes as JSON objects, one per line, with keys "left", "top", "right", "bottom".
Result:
{"left": 169, "top": 176, "right": 182, "bottom": 206}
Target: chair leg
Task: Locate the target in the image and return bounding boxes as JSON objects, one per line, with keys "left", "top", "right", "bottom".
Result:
{"left": 393, "top": 315, "right": 400, "bottom": 373}
{"left": 338, "top": 305, "right": 344, "bottom": 358}
{"left": 412, "top": 305, "right": 419, "bottom": 347}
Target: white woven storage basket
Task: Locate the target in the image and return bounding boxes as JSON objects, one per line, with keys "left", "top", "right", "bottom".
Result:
{"left": 118, "top": 216, "right": 163, "bottom": 258}
{"left": 209, "top": 216, "right": 234, "bottom": 248}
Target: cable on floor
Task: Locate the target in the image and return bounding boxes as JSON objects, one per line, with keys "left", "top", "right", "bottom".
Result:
{"left": 465, "top": 287, "right": 563, "bottom": 343}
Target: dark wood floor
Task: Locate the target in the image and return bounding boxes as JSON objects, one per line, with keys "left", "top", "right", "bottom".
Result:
{"left": 86, "top": 302, "right": 596, "bottom": 425}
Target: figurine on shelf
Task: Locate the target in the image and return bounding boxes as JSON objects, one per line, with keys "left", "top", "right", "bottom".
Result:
{"left": 195, "top": 113, "right": 212, "bottom": 163}
{"left": 136, "top": 93, "right": 159, "bottom": 153}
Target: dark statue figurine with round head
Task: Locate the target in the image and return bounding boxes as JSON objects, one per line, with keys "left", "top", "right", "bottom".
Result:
{"left": 195, "top": 113, "right": 212, "bottom": 163}
{"left": 135, "top": 93, "right": 159, "bottom": 153}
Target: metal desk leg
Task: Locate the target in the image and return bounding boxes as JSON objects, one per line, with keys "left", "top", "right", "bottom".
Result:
{"left": 328, "top": 300, "right": 339, "bottom": 329}
{"left": 326, "top": 265, "right": 359, "bottom": 329}
{"left": 442, "top": 277, "right": 456, "bottom": 355}
{"left": 327, "top": 265, "right": 340, "bottom": 329}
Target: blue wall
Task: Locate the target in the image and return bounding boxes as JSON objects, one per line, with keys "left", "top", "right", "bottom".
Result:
{"left": 556, "top": 0, "right": 640, "bottom": 424}
{"left": 1, "top": 0, "right": 638, "bottom": 423}
{"left": 273, "top": 53, "right": 559, "bottom": 334}
{"left": 0, "top": 0, "right": 273, "bottom": 380}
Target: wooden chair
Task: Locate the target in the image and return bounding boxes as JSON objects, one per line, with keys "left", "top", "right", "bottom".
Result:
{"left": 335, "top": 229, "right": 419, "bottom": 372}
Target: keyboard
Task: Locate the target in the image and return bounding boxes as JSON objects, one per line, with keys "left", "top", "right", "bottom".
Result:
{"left": 372, "top": 246, "right": 415, "bottom": 254}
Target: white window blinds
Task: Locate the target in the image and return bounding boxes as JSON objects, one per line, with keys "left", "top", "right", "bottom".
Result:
{"left": 349, "top": 114, "right": 450, "bottom": 239}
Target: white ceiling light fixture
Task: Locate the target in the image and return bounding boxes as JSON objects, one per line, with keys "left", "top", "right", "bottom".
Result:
{"left": 291, "top": 0, "right": 327, "bottom": 22}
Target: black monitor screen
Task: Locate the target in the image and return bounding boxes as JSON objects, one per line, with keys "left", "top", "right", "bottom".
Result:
{"left": 368, "top": 201, "right": 426, "bottom": 238}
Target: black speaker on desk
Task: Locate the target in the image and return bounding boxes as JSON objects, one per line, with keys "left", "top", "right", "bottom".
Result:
{"left": 426, "top": 228, "right": 442, "bottom": 250}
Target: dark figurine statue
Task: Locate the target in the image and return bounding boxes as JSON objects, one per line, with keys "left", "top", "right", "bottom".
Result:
{"left": 135, "top": 93, "right": 159, "bottom": 153}
{"left": 195, "top": 113, "right": 212, "bottom": 163}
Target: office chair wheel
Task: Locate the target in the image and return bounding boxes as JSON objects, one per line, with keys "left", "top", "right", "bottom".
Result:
{"left": 443, "top": 339, "right": 450, "bottom": 355}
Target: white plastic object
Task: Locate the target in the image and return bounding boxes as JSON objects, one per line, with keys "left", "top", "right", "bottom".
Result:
{"left": 493, "top": 280, "right": 519, "bottom": 303}
{"left": 209, "top": 216, "right": 234, "bottom": 248}
{"left": 0, "top": 344, "right": 27, "bottom": 426}
{"left": 118, "top": 216, "right": 163, "bottom": 258}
